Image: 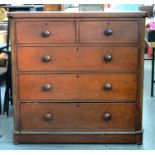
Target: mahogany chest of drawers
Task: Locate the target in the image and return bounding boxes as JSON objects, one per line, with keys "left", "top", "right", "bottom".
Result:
{"left": 9, "top": 12, "right": 146, "bottom": 144}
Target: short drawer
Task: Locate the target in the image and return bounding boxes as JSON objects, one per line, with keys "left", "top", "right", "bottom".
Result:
{"left": 19, "top": 73, "right": 137, "bottom": 101}
{"left": 17, "top": 46, "right": 138, "bottom": 71}
{"left": 16, "top": 21, "right": 75, "bottom": 44}
{"left": 79, "top": 20, "right": 138, "bottom": 43}
{"left": 20, "top": 103, "right": 136, "bottom": 132}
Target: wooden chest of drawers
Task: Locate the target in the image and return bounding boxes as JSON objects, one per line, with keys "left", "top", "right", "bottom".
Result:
{"left": 9, "top": 12, "right": 146, "bottom": 144}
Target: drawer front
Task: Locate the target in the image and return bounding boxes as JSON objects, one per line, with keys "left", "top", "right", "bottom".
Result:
{"left": 17, "top": 46, "right": 138, "bottom": 71}
{"left": 79, "top": 21, "right": 138, "bottom": 43}
{"left": 16, "top": 21, "right": 75, "bottom": 44}
{"left": 19, "top": 73, "right": 137, "bottom": 101}
{"left": 20, "top": 103, "right": 136, "bottom": 132}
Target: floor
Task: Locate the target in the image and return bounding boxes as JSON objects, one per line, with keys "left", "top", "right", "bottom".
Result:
{"left": 0, "top": 59, "right": 155, "bottom": 150}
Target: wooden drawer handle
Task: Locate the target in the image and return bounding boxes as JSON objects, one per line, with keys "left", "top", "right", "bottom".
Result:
{"left": 104, "top": 113, "right": 111, "bottom": 121}
{"left": 43, "top": 113, "right": 53, "bottom": 121}
{"left": 42, "top": 30, "right": 50, "bottom": 37}
{"left": 42, "top": 55, "right": 51, "bottom": 63}
{"left": 104, "top": 28, "right": 113, "bottom": 36}
{"left": 103, "top": 83, "right": 112, "bottom": 91}
{"left": 42, "top": 84, "right": 52, "bottom": 91}
{"left": 104, "top": 54, "right": 112, "bottom": 62}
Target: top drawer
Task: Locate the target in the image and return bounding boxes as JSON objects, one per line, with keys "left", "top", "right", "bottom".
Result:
{"left": 79, "top": 20, "right": 138, "bottom": 44}
{"left": 16, "top": 21, "right": 76, "bottom": 44}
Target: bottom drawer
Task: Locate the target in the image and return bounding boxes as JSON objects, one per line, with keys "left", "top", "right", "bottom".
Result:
{"left": 20, "top": 103, "right": 136, "bottom": 132}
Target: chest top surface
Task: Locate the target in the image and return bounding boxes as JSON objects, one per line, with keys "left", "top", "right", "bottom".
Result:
{"left": 8, "top": 11, "right": 146, "bottom": 19}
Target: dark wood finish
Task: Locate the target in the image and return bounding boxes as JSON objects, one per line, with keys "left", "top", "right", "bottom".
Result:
{"left": 16, "top": 21, "right": 76, "bottom": 44}
{"left": 79, "top": 21, "right": 138, "bottom": 43}
{"left": 19, "top": 73, "right": 137, "bottom": 101}
{"left": 13, "top": 132, "right": 143, "bottom": 144}
{"left": 9, "top": 12, "right": 145, "bottom": 144}
{"left": 10, "top": 18, "right": 20, "bottom": 131}
{"left": 136, "top": 18, "right": 145, "bottom": 132}
{"left": 20, "top": 103, "right": 136, "bottom": 132}
{"left": 8, "top": 12, "right": 146, "bottom": 18}
{"left": 17, "top": 46, "right": 138, "bottom": 71}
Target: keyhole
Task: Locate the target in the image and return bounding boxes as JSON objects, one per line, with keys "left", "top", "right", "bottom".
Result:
{"left": 76, "top": 75, "right": 79, "bottom": 78}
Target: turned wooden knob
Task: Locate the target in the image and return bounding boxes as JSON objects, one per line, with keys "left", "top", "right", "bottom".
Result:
{"left": 42, "top": 55, "right": 51, "bottom": 63}
{"left": 42, "top": 30, "right": 50, "bottom": 37}
{"left": 43, "top": 113, "right": 52, "bottom": 121}
{"left": 43, "top": 84, "right": 52, "bottom": 91}
{"left": 104, "top": 54, "right": 112, "bottom": 62}
{"left": 104, "top": 113, "right": 111, "bottom": 121}
{"left": 104, "top": 28, "right": 113, "bottom": 36}
{"left": 103, "top": 83, "right": 112, "bottom": 91}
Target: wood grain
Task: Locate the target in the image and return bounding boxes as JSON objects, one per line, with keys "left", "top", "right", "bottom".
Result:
{"left": 16, "top": 21, "right": 76, "bottom": 44}
{"left": 17, "top": 46, "right": 138, "bottom": 71}
{"left": 79, "top": 21, "right": 138, "bottom": 43}
{"left": 20, "top": 103, "right": 136, "bottom": 132}
{"left": 18, "top": 73, "right": 137, "bottom": 101}
{"left": 10, "top": 12, "right": 145, "bottom": 144}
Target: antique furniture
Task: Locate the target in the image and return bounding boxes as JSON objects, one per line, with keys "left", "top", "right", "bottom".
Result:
{"left": 8, "top": 12, "right": 146, "bottom": 144}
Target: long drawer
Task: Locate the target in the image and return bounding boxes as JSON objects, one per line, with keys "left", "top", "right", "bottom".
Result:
{"left": 20, "top": 103, "right": 136, "bottom": 132}
{"left": 19, "top": 73, "right": 137, "bottom": 101}
{"left": 79, "top": 20, "right": 138, "bottom": 43}
{"left": 16, "top": 21, "right": 76, "bottom": 44}
{"left": 17, "top": 46, "right": 138, "bottom": 71}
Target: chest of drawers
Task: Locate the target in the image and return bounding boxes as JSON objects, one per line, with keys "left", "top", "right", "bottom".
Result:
{"left": 9, "top": 12, "right": 146, "bottom": 144}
